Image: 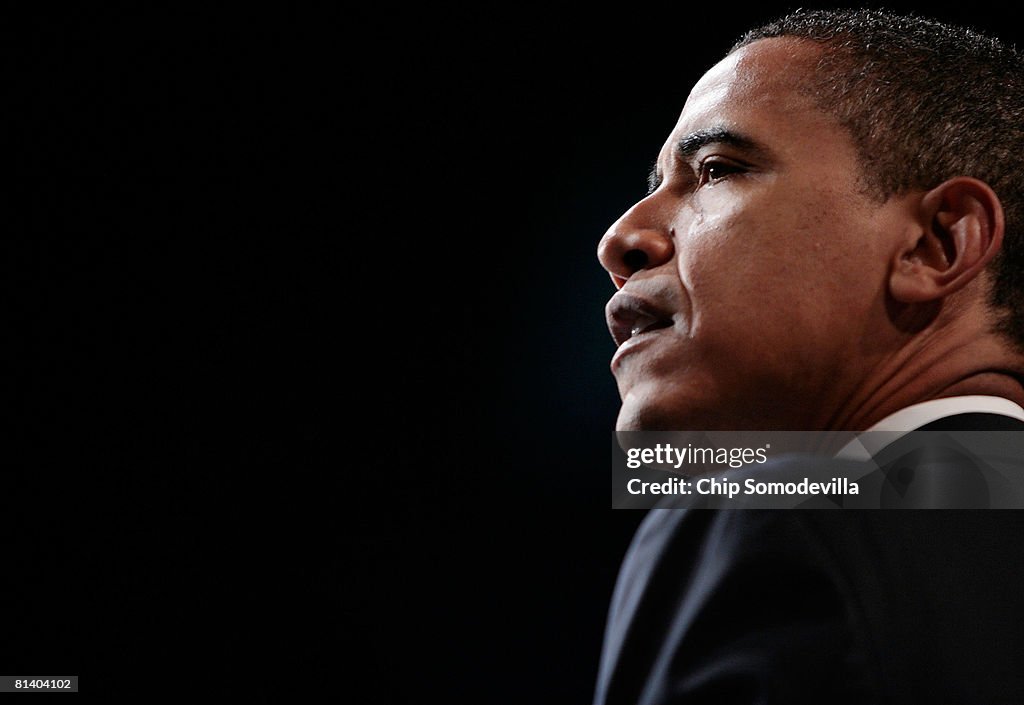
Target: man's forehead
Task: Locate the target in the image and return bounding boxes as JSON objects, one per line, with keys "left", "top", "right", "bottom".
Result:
{"left": 667, "top": 38, "right": 822, "bottom": 147}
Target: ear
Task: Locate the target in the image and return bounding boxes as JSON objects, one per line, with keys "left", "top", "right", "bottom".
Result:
{"left": 889, "top": 177, "right": 1004, "bottom": 304}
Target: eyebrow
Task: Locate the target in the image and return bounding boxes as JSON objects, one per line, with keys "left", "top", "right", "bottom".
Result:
{"left": 675, "top": 127, "right": 766, "bottom": 158}
{"left": 647, "top": 127, "right": 772, "bottom": 195}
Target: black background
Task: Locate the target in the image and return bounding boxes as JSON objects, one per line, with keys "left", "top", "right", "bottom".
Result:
{"left": 10, "top": 3, "right": 1024, "bottom": 702}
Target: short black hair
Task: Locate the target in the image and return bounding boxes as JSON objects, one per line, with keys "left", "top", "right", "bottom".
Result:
{"left": 732, "top": 9, "right": 1024, "bottom": 349}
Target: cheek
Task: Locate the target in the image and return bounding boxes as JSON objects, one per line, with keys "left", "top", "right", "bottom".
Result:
{"left": 672, "top": 193, "right": 848, "bottom": 348}
{"left": 682, "top": 182, "right": 874, "bottom": 289}
{"left": 673, "top": 198, "right": 789, "bottom": 301}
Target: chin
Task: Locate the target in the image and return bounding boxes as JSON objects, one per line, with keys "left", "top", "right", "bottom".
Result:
{"left": 615, "top": 384, "right": 749, "bottom": 432}
{"left": 616, "top": 395, "right": 695, "bottom": 432}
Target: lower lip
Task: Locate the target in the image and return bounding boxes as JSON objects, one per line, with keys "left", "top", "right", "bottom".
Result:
{"left": 610, "top": 328, "right": 666, "bottom": 371}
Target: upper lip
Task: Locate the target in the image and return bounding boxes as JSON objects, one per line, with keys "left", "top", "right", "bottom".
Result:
{"left": 606, "top": 291, "right": 675, "bottom": 347}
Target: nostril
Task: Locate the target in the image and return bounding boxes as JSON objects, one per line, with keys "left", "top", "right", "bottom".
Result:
{"left": 623, "top": 249, "right": 648, "bottom": 272}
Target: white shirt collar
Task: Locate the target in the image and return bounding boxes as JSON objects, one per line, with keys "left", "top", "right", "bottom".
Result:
{"left": 835, "top": 395, "right": 1024, "bottom": 461}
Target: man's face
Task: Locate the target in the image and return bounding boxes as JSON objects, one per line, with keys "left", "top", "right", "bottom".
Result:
{"left": 600, "top": 38, "right": 915, "bottom": 431}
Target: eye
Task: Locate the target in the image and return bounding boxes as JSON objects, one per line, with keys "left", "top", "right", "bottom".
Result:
{"left": 698, "top": 158, "right": 745, "bottom": 185}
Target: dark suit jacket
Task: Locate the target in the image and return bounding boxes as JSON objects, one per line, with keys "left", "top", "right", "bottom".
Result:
{"left": 594, "top": 414, "right": 1024, "bottom": 704}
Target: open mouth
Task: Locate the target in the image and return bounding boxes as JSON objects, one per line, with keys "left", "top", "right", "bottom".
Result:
{"left": 628, "top": 314, "right": 673, "bottom": 340}
{"left": 606, "top": 292, "right": 674, "bottom": 347}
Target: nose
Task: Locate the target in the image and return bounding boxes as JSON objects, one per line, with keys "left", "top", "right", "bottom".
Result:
{"left": 597, "top": 203, "right": 675, "bottom": 288}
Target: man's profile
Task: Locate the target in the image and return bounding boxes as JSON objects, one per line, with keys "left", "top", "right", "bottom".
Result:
{"left": 594, "top": 9, "right": 1024, "bottom": 703}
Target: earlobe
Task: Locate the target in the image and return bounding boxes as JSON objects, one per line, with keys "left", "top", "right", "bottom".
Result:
{"left": 888, "top": 177, "right": 1004, "bottom": 304}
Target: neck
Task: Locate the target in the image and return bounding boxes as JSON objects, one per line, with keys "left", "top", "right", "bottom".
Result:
{"left": 938, "top": 373, "right": 1024, "bottom": 402}
{"left": 826, "top": 319, "right": 1024, "bottom": 432}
